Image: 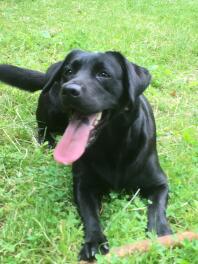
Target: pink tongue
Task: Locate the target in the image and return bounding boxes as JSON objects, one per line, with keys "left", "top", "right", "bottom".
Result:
{"left": 53, "top": 114, "right": 97, "bottom": 165}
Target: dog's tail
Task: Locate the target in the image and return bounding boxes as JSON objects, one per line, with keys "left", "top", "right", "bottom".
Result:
{"left": 0, "top": 64, "right": 46, "bottom": 92}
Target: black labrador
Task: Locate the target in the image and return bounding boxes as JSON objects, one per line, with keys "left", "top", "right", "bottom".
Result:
{"left": 0, "top": 50, "right": 172, "bottom": 261}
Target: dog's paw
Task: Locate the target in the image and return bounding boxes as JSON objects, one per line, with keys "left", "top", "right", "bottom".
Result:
{"left": 37, "top": 135, "right": 56, "bottom": 148}
{"left": 79, "top": 235, "right": 109, "bottom": 261}
{"left": 147, "top": 222, "right": 172, "bottom": 237}
{"left": 157, "top": 223, "right": 172, "bottom": 237}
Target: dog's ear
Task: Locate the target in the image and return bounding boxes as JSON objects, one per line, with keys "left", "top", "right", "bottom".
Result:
{"left": 106, "top": 51, "right": 151, "bottom": 105}
{"left": 42, "top": 49, "right": 83, "bottom": 93}
{"left": 125, "top": 61, "right": 151, "bottom": 102}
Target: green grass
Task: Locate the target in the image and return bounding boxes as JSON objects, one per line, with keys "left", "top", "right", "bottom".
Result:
{"left": 0, "top": 0, "right": 198, "bottom": 263}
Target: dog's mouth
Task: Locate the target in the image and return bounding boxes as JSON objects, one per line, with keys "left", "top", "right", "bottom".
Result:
{"left": 53, "top": 111, "right": 105, "bottom": 165}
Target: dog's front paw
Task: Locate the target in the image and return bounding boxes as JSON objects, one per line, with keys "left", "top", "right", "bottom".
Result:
{"left": 147, "top": 221, "right": 172, "bottom": 237}
{"left": 156, "top": 223, "right": 172, "bottom": 237}
{"left": 79, "top": 234, "right": 109, "bottom": 261}
{"left": 37, "top": 135, "right": 56, "bottom": 148}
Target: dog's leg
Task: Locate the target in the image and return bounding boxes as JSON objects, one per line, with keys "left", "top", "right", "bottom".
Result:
{"left": 74, "top": 181, "right": 109, "bottom": 261}
{"left": 37, "top": 125, "right": 55, "bottom": 148}
{"left": 146, "top": 183, "right": 172, "bottom": 236}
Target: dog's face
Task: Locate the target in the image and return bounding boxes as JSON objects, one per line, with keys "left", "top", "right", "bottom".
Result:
{"left": 43, "top": 50, "right": 151, "bottom": 165}
{"left": 59, "top": 51, "right": 124, "bottom": 115}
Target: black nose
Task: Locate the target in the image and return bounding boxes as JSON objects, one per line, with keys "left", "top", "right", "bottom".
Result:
{"left": 61, "top": 83, "right": 81, "bottom": 97}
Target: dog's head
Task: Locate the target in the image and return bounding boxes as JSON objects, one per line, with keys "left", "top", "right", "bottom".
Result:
{"left": 43, "top": 50, "right": 151, "bottom": 165}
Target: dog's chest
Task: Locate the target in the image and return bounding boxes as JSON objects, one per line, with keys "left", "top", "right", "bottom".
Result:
{"left": 86, "top": 153, "right": 142, "bottom": 191}
{"left": 84, "top": 141, "right": 132, "bottom": 190}
{"left": 83, "top": 125, "right": 146, "bottom": 190}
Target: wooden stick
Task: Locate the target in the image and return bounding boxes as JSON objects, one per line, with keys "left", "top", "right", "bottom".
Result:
{"left": 80, "top": 231, "right": 198, "bottom": 264}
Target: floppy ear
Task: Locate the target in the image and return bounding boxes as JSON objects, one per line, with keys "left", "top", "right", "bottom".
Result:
{"left": 106, "top": 51, "right": 151, "bottom": 105}
{"left": 125, "top": 61, "right": 151, "bottom": 103}
{"left": 42, "top": 49, "right": 83, "bottom": 93}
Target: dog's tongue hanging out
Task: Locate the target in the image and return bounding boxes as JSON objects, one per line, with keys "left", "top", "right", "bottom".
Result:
{"left": 53, "top": 114, "right": 97, "bottom": 165}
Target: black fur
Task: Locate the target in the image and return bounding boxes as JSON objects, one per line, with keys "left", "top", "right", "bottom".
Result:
{"left": 0, "top": 64, "right": 45, "bottom": 91}
{"left": 0, "top": 50, "right": 172, "bottom": 261}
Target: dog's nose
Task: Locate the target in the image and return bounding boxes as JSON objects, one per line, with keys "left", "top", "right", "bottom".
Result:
{"left": 61, "top": 83, "right": 81, "bottom": 97}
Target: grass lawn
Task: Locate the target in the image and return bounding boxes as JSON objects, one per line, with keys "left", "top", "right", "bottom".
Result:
{"left": 0, "top": 0, "right": 198, "bottom": 263}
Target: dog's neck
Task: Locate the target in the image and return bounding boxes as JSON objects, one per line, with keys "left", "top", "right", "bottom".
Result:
{"left": 119, "top": 97, "right": 141, "bottom": 126}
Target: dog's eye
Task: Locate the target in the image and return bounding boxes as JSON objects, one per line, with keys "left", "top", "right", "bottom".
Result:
{"left": 64, "top": 67, "right": 73, "bottom": 75}
{"left": 97, "top": 71, "right": 111, "bottom": 78}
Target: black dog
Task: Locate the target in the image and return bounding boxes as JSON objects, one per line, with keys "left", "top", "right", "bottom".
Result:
{"left": 0, "top": 50, "right": 172, "bottom": 261}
